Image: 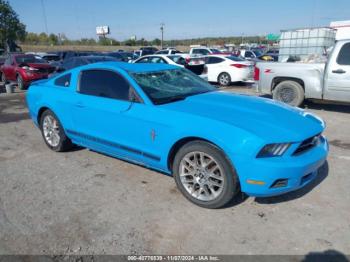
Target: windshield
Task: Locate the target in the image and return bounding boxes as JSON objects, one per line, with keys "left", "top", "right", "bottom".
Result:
{"left": 15, "top": 55, "right": 46, "bottom": 64}
{"left": 130, "top": 69, "right": 215, "bottom": 105}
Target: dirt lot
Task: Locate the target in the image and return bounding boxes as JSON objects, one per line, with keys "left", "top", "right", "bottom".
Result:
{"left": 0, "top": 84, "right": 349, "bottom": 256}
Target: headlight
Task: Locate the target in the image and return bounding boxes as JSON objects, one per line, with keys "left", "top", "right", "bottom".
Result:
{"left": 257, "top": 143, "right": 291, "bottom": 158}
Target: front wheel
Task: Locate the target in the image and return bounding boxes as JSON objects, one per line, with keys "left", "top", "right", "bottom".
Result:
{"left": 273, "top": 80, "right": 304, "bottom": 107}
{"left": 218, "top": 72, "right": 231, "bottom": 86}
{"left": 40, "top": 109, "right": 73, "bottom": 152}
{"left": 17, "top": 75, "right": 26, "bottom": 90}
{"left": 173, "top": 141, "right": 239, "bottom": 209}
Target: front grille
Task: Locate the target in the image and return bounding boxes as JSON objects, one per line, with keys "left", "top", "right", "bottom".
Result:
{"left": 293, "top": 134, "right": 320, "bottom": 156}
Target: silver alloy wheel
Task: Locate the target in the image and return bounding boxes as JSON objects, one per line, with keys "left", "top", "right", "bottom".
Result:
{"left": 179, "top": 151, "right": 225, "bottom": 201}
{"left": 278, "top": 86, "right": 295, "bottom": 103}
{"left": 219, "top": 73, "right": 230, "bottom": 85}
{"left": 43, "top": 115, "right": 60, "bottom": 147}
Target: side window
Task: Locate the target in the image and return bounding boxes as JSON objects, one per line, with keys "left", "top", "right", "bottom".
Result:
{"left": 207, "top": 57, "right": 224, "bottom": 64}
{"left": 151, "top": 57, "right": 166, "bottom": 63}
{"left": 245, "top": 51, "right": 254, "bottom": 58}
{"left": 136, "top": 57, "right": 150, "bottom": 63}
{"left": 337, "top": 43, "right": 350, "bottom": 65}
{"left": 54, "top": 73, "right": 71, "bottom": 87}
{"left": 79, "top": 70, "right": 131, "bottom": 101}
{"left": 199, "top": 49, "right": 210, "bottom": 55}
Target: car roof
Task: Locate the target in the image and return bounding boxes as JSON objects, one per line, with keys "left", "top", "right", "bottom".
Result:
{"left": 77, "top": 61, "right": 178, "bottom": 73}
{"left": 140, "top": 54, "right": 169, "bottom": 58}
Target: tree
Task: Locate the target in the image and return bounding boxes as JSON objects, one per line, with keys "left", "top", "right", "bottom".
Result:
{"left": 48, "top": 33, "right": 58, "bottom": 45}
{"left": 151, "top": 38, "right": 161, "bottom": 46}
{"left": 0, "top": 0, "right": 26, "bottom": 48}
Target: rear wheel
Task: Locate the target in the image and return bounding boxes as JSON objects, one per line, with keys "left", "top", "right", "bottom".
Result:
{"left": 40, "top": 109, "right": 73, "bottom": 152}
{"left": 218, "top": 72, "right": 231, "bottom": 86}
{"left": 173, "top": 141, "right": 239, "bottom": 209}
{"left": 273, "top": 80, "right": 304, "bottom": 107}
{"left": 17, "top": 75, "right": 25, "bottom": 90}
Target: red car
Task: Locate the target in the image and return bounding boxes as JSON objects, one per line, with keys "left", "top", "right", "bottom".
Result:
{"left": 1, "top": 53, "right": 55, "bottom": 89}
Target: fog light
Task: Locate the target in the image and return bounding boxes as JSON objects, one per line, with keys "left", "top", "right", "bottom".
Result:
{"left": 247, "top": 179, "right": 266, "bottom": 185}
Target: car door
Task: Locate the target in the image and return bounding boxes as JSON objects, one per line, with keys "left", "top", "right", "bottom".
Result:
{"left": 205, "top": 57, "right": 225, "bottom": 81}
{"left": 324, "top": 42, "right": 350, "bottom": 102}
{"left": 69, "top": 69, "right": 161, "bottom": 164}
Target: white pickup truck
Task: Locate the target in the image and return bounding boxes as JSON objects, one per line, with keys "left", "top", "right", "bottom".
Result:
{"left": 255, "top": 39, "right": 350, "bottom": 106}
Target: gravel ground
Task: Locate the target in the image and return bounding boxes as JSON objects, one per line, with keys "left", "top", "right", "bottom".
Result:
{"left": 0, "top": 84, "right": 349, "bottom": 256}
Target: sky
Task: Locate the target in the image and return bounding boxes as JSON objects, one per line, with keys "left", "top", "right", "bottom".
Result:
{"left": 8, "top": 0, "right": 350, "bottom": 41}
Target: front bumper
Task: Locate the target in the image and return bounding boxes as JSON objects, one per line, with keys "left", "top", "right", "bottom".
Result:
{"left": 233, "top": 136, "right": 329, "bottom": 197}
{"left": 21, "top": 72, "right": 49, "bottom": 83}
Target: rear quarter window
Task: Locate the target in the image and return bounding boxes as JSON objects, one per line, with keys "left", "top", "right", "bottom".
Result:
{"left": 54, "top": 73, "right": 71, "bottom": 87}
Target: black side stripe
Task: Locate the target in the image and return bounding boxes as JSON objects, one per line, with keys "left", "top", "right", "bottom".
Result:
{"left": 66, "top": 129, "right": 161, "bottom": 161}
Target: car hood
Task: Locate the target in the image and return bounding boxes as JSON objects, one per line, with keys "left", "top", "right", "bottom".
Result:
{"left": 161, "top": 91, "right": 324, "bottom": 142}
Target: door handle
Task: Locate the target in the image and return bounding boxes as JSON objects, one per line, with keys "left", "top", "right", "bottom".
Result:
{"left": 75, "top": 102, "right": 85, "bottom": 108}
{"left": 332, "top": 69, "right": 346, "bottom": 74}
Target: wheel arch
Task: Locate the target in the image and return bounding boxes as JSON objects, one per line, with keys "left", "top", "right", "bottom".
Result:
{"left": 167, "top": 136, "right": 232, "bottom": 171}
{"left": 37, "top": 106, "right": 51, "bottom": 125}
{"left": 271, "top": 77, "right": 305, "bottom": 91}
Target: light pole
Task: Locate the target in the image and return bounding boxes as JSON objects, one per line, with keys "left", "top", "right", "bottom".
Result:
{"left": 160, "top": 23, "right": 165, "bottom": 49}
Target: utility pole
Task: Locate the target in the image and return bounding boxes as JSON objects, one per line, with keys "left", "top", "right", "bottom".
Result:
{"left": 40, "top": 0, "right": 49, "bottom": 35}
{"left": 160, "top": 23, "right": 165, "bottom": 49}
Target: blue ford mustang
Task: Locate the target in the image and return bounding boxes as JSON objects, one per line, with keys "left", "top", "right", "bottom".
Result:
{"left": 26, "top": 62, "right": 328, "bottom": 208}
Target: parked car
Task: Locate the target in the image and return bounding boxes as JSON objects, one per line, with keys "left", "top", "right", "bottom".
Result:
{"left": 51, "top": 50, "right": 96, "bottom": 61}
{"left": 0, "top": 53, "right": 55, "bottom": 89}
{"left": 40, "top": 53, "right": 61, "bottom": 63}
{"left": 155, "top": 49, "right": 183, "bottom": 55}
{"left": 239, "top": 49, "right": 274, "bottom": 62}
{"left": 264, "top": 49, "right": 279, "bottom": 61}
{"left": 53, "top": 55, "right": 120, "bottom": 74}
{"left": 205, "top": 55, "right": 254, "bottom": 86}
{"left": 139, "top": 46, "right": 159, "bottom": 56}
{"left": 255, "top": 39, "right": 350, "bottom": 106}
{"left": 189, "top": 47, "right": 228, "bottom": 56}
{"left": 133, "top": 54, "right": 207, "bottom": 79}
{"left": 104, "top": 52, "right": 137, "bottom": 62}
{"left": 26, "top": 62, "right": 328, "bottom": 208}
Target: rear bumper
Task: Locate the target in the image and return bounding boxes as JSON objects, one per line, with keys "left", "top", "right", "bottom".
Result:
{"left": 233, "top": 136, "right": 329, "bottom": 197}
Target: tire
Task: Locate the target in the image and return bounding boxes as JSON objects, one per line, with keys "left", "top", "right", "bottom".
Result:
{"left": 40, "top": 109, "right": 73, "bottom": 152}
{"left": 273, "top": 80, "right": 304, "bottom": 107}
{"left": 17, "top": 74, "right": 25, "bottom": 90}
{"left": 218, "top": 72, "right": 231, "bottom": 86}
{"left": 172, "top": 140, "right": 239, "bottom": 209}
